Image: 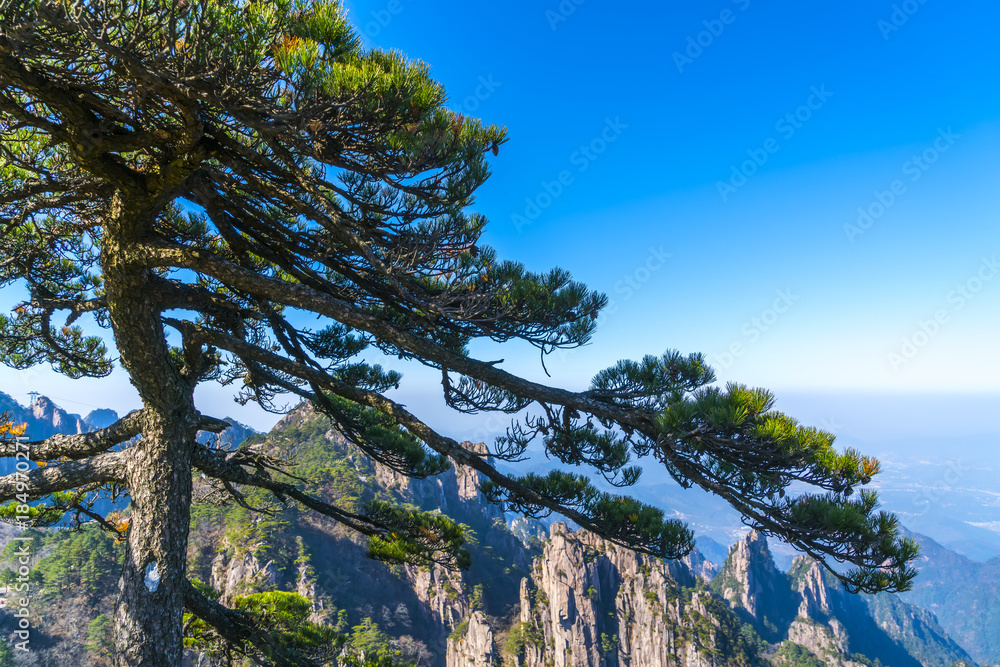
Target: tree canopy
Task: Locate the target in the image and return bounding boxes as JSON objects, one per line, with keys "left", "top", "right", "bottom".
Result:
{"left": 0, "top": 0, "right": 916, "bottom": 664}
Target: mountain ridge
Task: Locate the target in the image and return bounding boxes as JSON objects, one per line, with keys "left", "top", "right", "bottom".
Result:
{"left": 0, "top": 396, "right": 990, "bottom": 666}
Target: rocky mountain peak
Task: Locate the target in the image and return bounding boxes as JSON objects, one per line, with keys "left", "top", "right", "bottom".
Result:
{"left": 446, "top": 611, "right": 493, "bottom": 667}
{"left": 713, "top": 530, "right": 782, "bottom": 622}
{"left": 790, "top": 555, "right": 833, "bottom": 618}
{"left": 29, "top": 394, "right": 92, "bottom": 438}
{"left": 84, "top": 407, "right": 119, "bottom": 430}
{"left": 448, "top": 523, "right": 760, "bottom": 667}
{"left": 0, "top": 391, "right": 120, "bottom": 446}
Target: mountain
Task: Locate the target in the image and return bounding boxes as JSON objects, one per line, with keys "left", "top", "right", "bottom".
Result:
{"left": 0, "top": 391, "right": 115, "bottom": 441}
{"left": 0, "top": 399, "right": 985, "bottom": 666}
{"left": 709, "top": 531, "right": 798, "bottom": 642}
{"left": 712, "top": 532, "right": 973, "bottom": 667}
{"left": 0, "top": 392, "right": 122, "bottom": 478}
{"left": 84, "top": 408, "right": 120, "bottom": 430}
{"left": 0, "top": 390, "right": 256, "bottom": 455}
{"left": 898, "top": 530, "right": 1000, "bottom": 664}
{"left": 194, "top": 416, "right": 258, "bottom": 450}
{"left": 449, "top": 523, "right": 761, "bottom": 667}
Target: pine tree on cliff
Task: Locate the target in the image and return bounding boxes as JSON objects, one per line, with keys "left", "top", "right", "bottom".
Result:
{"left": 0, "top": 0, "right": 916, "bottom": 664}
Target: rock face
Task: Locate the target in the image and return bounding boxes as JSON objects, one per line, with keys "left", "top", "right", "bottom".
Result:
{"left": 447, "top": 611, "right": 495, "bottom": 667}
{"left": 683, "top": 547, "right": 720, "bottom": 584}
{"left": 715, "top": 533, "right": 975, "bottom": 667}
{"left": 28, "top": 395, "right": 94, "bottom": 438}
{"left": 409, "top": 563, "right": 469, "bottom": 632}
{"left": 712, "top": 530, "right": 795, "bottom": 633}
{"left": 784, "top": 617, "right": 866, "bottom": 667}
{"left": 793, "top": 558, "right": 833, "bottom": 618}
{"left": 447, "top": 523, "right": 761, "bottom": 667}
{"left": 209, "top": 541, "right": 278, "bottom": 604}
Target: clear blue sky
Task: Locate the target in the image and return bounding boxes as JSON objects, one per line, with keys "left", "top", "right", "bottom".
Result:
{"left": 3, "top": 0, "right": 999, "bottom": 445}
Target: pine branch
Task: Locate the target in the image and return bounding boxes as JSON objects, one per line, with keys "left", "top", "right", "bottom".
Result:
{"left": 192, "top": 444, "right": 468, "bottom": 570}
{"left": 182, "top": 580, "right": 300, "bottom": 667}
{"left": 0, "top": 449, "right": 128, "bottom": 503}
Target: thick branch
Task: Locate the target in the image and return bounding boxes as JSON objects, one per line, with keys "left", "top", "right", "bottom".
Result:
{"left": 182, "top": 580, "right": 301, "bottom": 667}
{"left": 30, "top": 294, "right": 108, "bottom": 325}
{"left": 168, "top": 316, "right": 903, "bottom": 584}
{"left": 175, "top": 319, "right": 674, "bottom": 557}
{"left": 0, "top": 411, "right": 230, "bottom": 462}
{"left": 0, "top": 450, "right": 128, "bottom": 503}
{"left": 3, "top": 410, "right": 145, "bottom": 461}
{"left": 149, "top": 243, "right": 635, "bottom": 424}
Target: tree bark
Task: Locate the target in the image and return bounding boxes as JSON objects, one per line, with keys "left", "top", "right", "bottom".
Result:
{"left": 112, "top": 409, "right": 197, "bottom": 666}
{"left": 103, "top": 192, "right": 197, "bottom": 666}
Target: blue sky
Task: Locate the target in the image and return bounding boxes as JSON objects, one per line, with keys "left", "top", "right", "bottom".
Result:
{"left": 2, "top": 0, "right": 999, "bottom": 449}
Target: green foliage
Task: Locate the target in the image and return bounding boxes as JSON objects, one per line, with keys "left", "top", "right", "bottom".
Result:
{"left": 349, "top": 617, "right": 406, "bottom": 664}
{"left": 599, "top": 632, "right": 618, "bottom": 657}
{"left": 482, "top": 469, "right": 695, "bottom": 560}
{"left": 190, "top": 578, "right": 222, "bottom": 602}
{"left": 502, "top": 621, "right": 543, "bottom": 663}
{"left": 470, "top": 584, "right": 485, "bottom": 611}
{"left": 0, "top": 524, "right": 123, "bottom": 599}
{"left": 590, "top": 351, "right": 715, "bottom": 406}
{"left": 0, "top": 490, "right": 99, "bottom": 528}
{"left": 184, "top": 591, "right": 345, "bottom": 663}
{"left": 85, "top": 614, "right": 114, "bottom": 662}
{"left": 315, "top": 393, "right": 449, "bottom": 480}
{"left": 363, "top": 500, "right": 470, "bottom": 569}
{"left": 0, "top": 640, "right": 14, "bottom": 667}
{"left": 653, "top": 381, "right": 918, "bottom": 593}
{"left": 682, "top": 593, "right": 763, "bottom": 663}
{"left": 774, "top": 642, "right": 826, "bottom": 667}
{"left": 223, "top": 503, "right": 291, "bottom": 570}
{"left": 448, "top": 619, "right": 470, "bottom": 642}
{"left": 248, "top": 419, "right": 373, "bottom": 512}
{"left": 739, "top": 623, "right": 766, "bottom": 653}
{"left": 185, "top": 587, "right": 416, "bottom": 666}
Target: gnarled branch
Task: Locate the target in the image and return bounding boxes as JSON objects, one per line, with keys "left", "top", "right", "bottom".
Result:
{"left": 0, "top": 411, "right": 231, "bottom": 462}
{"left": 182, "top": 580, "right": 302, "bottom": 667}
{"left": 0, "top": 449, "right": 128, "bottom": 503}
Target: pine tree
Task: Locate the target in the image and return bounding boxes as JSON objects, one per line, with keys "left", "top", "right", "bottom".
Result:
{"left": 0, "top": 1, "right": 916, "bottom": 664}
{"left": 86, "top": 614, "right": 115, "bottom": 666}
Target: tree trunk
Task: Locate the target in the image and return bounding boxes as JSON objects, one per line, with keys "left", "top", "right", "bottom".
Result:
{"left": 103, "top": 192, "right": 197, "bottom": 666}
{"left": 113, "top": 409, "right": 198, "bottom": 666}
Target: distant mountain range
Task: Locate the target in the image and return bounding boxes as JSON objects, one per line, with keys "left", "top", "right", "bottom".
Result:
{"left": 0, "top": 391, "right": 116, "bottom": 440}
{"left": 899, "top": 529, "right": 1000, "bottom": 665}
{"left": 711, "top": 531, "right": 973, "bottom": 667}
{"left": 0, "top": 394, "right": 996, "bottom": 666}
{"left": 0, "top": 390, "right": 256, "bottom": 456}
